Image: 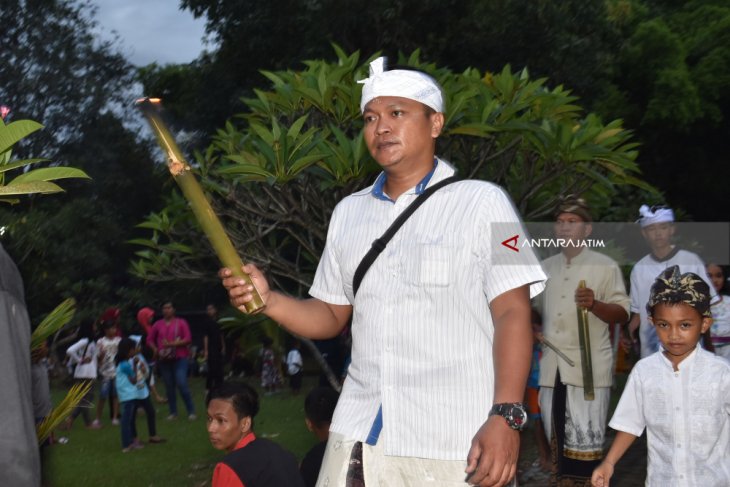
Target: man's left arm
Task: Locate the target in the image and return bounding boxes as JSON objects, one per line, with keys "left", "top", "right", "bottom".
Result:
{"left": 466, "top": 284, "right": 532, "bottom": 487}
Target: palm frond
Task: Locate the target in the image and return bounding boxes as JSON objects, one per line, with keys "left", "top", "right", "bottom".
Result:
{"left": 31, "top": 298, "right": 76, "bottom": 351}
{"left": 36, "top": 380, "right": 92, "bottom": 444}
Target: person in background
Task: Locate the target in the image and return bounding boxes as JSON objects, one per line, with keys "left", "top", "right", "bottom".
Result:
{"left": 207, "top": 382, "right": 304, "bottom": 487}
{"left": 707, "top": 263, "right": 730, "bottom": 361}
{"left": 591, "top": 266, "right": 730, "bottom": 486}
{"left": 64, "top": 320, "right": 100, "bottom": 430}
{"left": 136, "top": 306, "right": 155, "bottom": 340}
{"left": 258, "top": 336, "right": 280, "bottom": 395}
{"left": 203, "top": 304, "right": 225, "bottom": 395}
{"left": 286, "top": 339, "right": 304, "bottom": 395}
{"left": 115, "top": 338, "right": 142, "bottom": 453}
{"left": 128, "top": 335, "right": 164, "bottom": 447}
{"left": 300, "top": 387, "right": 339, "bottom": 487}
{"left": 99, "top": 307, "right": 123, "bottom": 337}
{"left": 32, "top": 339, "right": 53, "bottom": 486}
{"left": 537, "top": 196, "right": 629, "bottom": 486}
{"left": 626, "top": 204, "right": 716, "bottom": 358}
{"left": 525, "top": 310, "right": 550, "bottom": 473}
{"left": 147, "top": 301, "right": 196, "bottom": 420}
{"left": 93, "top": 319, "right": 121, "bottom": 427}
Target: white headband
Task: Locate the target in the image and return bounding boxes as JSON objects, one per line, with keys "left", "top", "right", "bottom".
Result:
{"left": 358, "top": 57, "right": 444, "bottom": 113}
{"left": 637, "top": 204, "right": 674, "bottom": 227}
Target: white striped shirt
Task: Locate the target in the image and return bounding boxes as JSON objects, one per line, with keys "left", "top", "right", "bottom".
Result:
{"left": 309, "top": 159, "right": 546, "bottom": 459}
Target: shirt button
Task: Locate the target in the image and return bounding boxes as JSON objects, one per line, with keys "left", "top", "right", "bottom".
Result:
{"left": 558, "top": 313, "right": 562, "bottom": 317}
{"left": 561, "top": 295, "right": 566, "bottom": 299}
{"left": 676, "top": 444, "right": 681, "bottom": 448}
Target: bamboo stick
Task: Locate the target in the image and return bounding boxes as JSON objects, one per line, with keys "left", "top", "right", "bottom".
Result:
{"left": 136, "top": 98, "right": 265, "bottom": 314}
{"left": 577, "top": 280, "right": 594, "bottom": 400}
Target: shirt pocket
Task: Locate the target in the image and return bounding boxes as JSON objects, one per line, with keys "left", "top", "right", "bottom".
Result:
{"left": 405, "top": 240, "right": 458, "bottom": 287}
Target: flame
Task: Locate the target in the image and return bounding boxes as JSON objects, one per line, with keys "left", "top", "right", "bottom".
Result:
{"left": 134, "top": 97, "right": 162, "bottom": 106}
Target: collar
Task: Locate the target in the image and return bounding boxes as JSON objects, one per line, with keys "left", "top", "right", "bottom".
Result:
{"left": 232, "top": 431, "right": 256, "bottom": 452}
{"left": 371, "top": 158, "right": 440, "bottom": 202}
{"left": 560, "top": 247, "right": 588, "bottom": 265}
{"left": 649, "top": 245, "right": 680, "bottom": 263}
{"left": 659, "top": 343, "right": 700, "bottom": 371}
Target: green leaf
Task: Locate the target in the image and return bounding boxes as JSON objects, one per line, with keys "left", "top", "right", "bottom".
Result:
{"left": 0, "top": 181, "right": 64, "bottom": 196}
{"left": 10, "top": 167, "right": 90, "bottom": 184}
{"left": 0, "top": 120, "right": 44, "bottom": 154}
{"left": 0, "top": 158, "right": 48, "bottom": 173}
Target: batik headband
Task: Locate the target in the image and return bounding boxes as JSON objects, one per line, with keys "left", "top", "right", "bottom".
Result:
{"left": 358, "top": 56, "right": 444, "bottom": 113}
{"left": 637, "top": 204, "right": 674, "bottom": 227}
{"left": 647, "top": 265, "right": 711, "bottom": 318}
{"left": 554, "top": 194, "right": 592, "bottom": 222}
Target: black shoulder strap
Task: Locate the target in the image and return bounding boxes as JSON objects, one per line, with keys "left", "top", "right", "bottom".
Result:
{"left": 352, "top": 175, "right": 459, "bottom": 297}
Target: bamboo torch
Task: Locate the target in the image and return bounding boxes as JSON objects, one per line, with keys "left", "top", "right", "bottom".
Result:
{"left": 577, "top": 280, "right": 594, "bottom": 400}
{"left": 136, "top": 97, "right": 265, "bottom": 314}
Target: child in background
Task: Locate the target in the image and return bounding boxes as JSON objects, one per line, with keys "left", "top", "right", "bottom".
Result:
{"left": 592, "top": 266, "right": 730, "bottom": 486}
{"left": 707, "top": 263, "right": 730, "bottom": 361}
{"left": 64, "top": 320, "right": 99, "bottom": 429}
{"left": 93, "top": 320, "right": 121, "bottom": 427}
{"left": 129, "top": 336, "right": 164, "bottom": 446}
{"left": 526, "top": 309, "right": 551, "bottom": 472}
{"left": 300, "top": 387, "right": 339, "bottom": 487}
{"left": 259, "top": 336, "right": 281, "bottom": 395}
{"left": 115, "top": 338, "right": 142, "bottom": 452}
{"left": 286, "top": 339, "right": 304, "bottom": 395}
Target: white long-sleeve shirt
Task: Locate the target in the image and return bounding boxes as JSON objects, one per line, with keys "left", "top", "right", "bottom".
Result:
{"left": 66, "top": 338, "right": 98, "bottom": 380}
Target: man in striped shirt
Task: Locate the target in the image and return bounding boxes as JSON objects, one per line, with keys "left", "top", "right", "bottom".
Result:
{"left": 221, "top": 57, "right": 546, "bottom": 487}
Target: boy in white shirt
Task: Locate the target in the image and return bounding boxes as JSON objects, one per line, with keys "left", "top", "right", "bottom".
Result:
{"left": 93, "top": 320, "right": 121, "bottom": 427}
{"left": 592, "top": 266, "right": 730, "bottom": 486}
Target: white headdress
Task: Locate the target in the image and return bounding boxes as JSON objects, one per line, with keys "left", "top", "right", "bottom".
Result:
{"left": 358, "top": 56, "right": 444, "bottom": 113}
{"left": 637, "top": 204, "right": 674, "bottom": 227}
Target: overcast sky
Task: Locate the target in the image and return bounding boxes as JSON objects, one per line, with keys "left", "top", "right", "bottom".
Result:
{"left": 91, "top": 0, "right": 210, "bottom": 66}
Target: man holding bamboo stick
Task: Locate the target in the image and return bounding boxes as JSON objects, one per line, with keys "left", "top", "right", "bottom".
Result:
{"left": 536, "top": 197, "right": 629, "bottom": 486}
{"left": 221, "top": 57, "right": 546, "bottom": 487}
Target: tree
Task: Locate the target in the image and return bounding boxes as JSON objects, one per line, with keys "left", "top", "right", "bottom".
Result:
{"left": 594, "top": 0, "right": 730, "bottom": 221}
{"left": 0, "top": 114, "right": 168, "bottom": 323}
{"left": 131, "top": 49, "right": 653, "bottom": 294}
{"left": 144, "top": 0, "right": 619, "bottom": 142}
{"left": 0, "top": 0, "right": 134, "bottom": 161}
{"left": 0, "top": 0, "right": 181, "bottom": 322}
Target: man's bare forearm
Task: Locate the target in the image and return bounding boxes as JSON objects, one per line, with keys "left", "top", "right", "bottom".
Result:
{"left": 591, "top": 302, "right": 628, "bottom": 327}
{"left": 264, "top": 291, "right": 351, "bottom": 340}
{"left": 491, "top": 285, "right": 533, "bottom": 403}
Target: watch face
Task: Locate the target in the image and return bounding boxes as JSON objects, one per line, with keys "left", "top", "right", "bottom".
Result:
{"left": 509, "top": 405, "right": 527, "bottom": 429}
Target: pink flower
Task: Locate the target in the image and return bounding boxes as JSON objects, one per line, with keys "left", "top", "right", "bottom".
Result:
{"left": 0, "top": 106, "right": 9, "bottom": 120}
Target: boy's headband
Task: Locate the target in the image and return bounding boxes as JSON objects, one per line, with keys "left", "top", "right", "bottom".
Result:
{"left": 358, "top": 57, "right": 444, "bottom": 113}
{"left": 647, "top": 265, "right": 711, "bottom": 318}
{"left": 637, "top": 204, "right": 674, "bottom": 227}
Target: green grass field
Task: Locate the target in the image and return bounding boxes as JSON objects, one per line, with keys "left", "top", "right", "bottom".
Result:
{"left": 43, "top": 371, "right": 633, "bottom": 486}
{"left": 44, "top": 375, "right": 319, "bottom": 487}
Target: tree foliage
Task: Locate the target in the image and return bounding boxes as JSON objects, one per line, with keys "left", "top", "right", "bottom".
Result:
{"left": 596, "top": 0, "right": 730, "bottom": 220}
{"left": 0, "top": 0, "right": 172, "bottom": 322}
{"left": 132, "top": 50, "right": 653, "bottom": 293}
{"left": 0, "top": 0, "right": 134, "bottom": 160}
